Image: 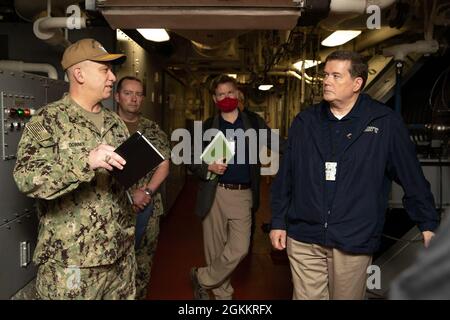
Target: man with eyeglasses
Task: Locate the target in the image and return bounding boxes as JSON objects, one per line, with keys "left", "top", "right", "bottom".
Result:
{"left": 115, "top": 76, "right": 171, "bottom": 300}
{"left": 270, "top": 50, "right": 439, "bottom": 299}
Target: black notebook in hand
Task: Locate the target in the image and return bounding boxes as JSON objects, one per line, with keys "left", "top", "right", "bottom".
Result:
{"left": 111, "top": 131, "right": 165, "bottom": 190}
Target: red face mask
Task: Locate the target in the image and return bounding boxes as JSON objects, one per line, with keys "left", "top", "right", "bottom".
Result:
{"left": 216, "top": 97, "right": 238, "bottom": 113}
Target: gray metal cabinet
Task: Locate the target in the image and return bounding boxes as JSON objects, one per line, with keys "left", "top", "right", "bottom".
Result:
{"left": 0, "top": 213, "right": 38, "bottom": 299}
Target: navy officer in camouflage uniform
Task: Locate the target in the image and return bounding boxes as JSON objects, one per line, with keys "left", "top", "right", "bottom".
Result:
{"left": 13, "top": 38, "right": 136, "bottom": 299}
{"left": 115, "top": 76, "right": 171, "bottom": 300}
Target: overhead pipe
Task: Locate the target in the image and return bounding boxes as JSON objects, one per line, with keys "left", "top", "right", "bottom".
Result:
{"left": 15, "top": 0, "right": 87, "bottom": 48}
{"left": 267, "top": 69, "right": 313, "bottom": 84}
{"left": 319, "top": 0, "right": 396, "bottom": 31}
{"left": 382, "top": 40, "right": 439, "bottom": 62}
{"left": 33, "top": 15, "right": 87, "bottom": 41}
{"left": 0, "top": 60, "right": 58, "bottom": 80}
{"left": 382, "top": 39, "right": 439, "bottom": 114}
{"left": 14, "top": 0, "right": 81, "bottom": 21}
{"left": 329, "top": 0, "right": 396, "bottom": 14}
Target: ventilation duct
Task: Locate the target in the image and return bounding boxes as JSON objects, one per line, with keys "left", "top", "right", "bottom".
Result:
{"left": 98, "top": 1, "right": 302, "bottom": 30}
{"left": 320, "top": 0, "right": 396, "bottom": 31}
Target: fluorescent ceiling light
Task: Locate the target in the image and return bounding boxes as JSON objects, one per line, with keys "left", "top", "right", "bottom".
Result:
{"left": 137, "top": 28, "right": 170, "bottom": 42}
{"left": 293, "top": 60, "right": 321, "bottom": 70}
{"left": 227, "top": 74, "right": 237, "bottom": 79}
{"left": 321, "top": 30, "right": 361, "bottom": 47}
{"left": 258, "top": 84, "right": 273, "bottom": 91}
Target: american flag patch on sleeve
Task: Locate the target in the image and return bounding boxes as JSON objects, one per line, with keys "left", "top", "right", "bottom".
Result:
{"left": 26, "top": 121, "right": 51, "bottom": 142}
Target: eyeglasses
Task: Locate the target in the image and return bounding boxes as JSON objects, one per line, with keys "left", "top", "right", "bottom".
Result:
{"left": 121, "top": 90, "right": 144, "bottom": 98}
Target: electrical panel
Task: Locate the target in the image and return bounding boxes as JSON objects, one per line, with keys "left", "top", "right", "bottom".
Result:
{"left": 0, "top": 69, "right": 68, "bottom": 299}
{"left": 1, "top": 94, "right": 37, "bottom": 161}
{"left": 0, "top": 214, "right": 38, "bottom": 299}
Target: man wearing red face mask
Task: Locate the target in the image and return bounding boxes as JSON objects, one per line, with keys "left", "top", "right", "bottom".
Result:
{"left": 188, "top": 75, "right": 279, "bottom": 300}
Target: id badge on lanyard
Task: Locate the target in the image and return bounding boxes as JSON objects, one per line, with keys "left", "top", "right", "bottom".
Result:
{"left": 325, "top": 162, "right": 338, "bottom": 181}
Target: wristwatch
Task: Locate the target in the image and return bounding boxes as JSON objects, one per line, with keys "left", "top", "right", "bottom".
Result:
{"left": 144, "top": 188, "right": 153, "bottom": 196}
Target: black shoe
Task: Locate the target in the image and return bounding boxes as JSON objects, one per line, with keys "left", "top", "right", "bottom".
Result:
{"left": 190, "top": 267, "right": 210, "bottom": 300}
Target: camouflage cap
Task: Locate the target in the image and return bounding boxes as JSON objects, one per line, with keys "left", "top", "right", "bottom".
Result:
{"left": 61, "top": 38, "right": 126, "bottom": 70}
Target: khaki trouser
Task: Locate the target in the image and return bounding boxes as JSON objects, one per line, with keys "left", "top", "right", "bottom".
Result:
{"left": 287, "top": 237, "right": 372, "bottom": 300}
{"left": 36, "top": 250, "right": 136, "bottom": 300}
{"left": 197, "top": 186, "right": 252, "bottom": 299}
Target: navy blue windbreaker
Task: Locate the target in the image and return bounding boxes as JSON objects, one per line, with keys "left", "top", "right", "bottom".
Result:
{"left": 271, "top": 94, "right": 439, "bottom": 254}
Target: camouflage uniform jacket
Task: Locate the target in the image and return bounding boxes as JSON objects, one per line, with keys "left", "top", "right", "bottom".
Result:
{"left": 134, "top": 117, "right": 171, "bottom": 218}
{"left": 13, "top": 95, "right": 134, "bottom": 268}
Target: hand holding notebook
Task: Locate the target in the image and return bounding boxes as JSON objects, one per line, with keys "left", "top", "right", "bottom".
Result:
{"left": 200, "top": 131, "right": 235, "bottom": 180}
{"left": 111, "top": 131, "right": 165, "bottom": 189}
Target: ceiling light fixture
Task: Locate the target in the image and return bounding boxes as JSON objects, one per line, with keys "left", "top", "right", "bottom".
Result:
{"left": 293, "top": 60, "right": 321, "bottom": 70}
{"left": 258, "top": 84, "right": 273, "bottom": 91}
{"left": 321, "top": 30, "right": 361, "bottom": 47}
{"left": 137, "top": 28, "right": 170, "bottom": 42}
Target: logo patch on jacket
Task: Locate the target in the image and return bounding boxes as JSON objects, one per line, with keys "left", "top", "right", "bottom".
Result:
{"left": 364, "top": 126, "right": 379, "bottom": 134}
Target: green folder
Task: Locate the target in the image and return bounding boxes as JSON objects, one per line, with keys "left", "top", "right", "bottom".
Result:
{"left": 200, "top": 131, "right": 235, "bottom": 180}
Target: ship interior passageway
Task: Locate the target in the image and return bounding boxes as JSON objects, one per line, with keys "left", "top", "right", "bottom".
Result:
{"left": 0, "top": 0, "right": 449, "bottom": 300}
{"left": 146, "top": 175, "right": 293, "bottom": 300}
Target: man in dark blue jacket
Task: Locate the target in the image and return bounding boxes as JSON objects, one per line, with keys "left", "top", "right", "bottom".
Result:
{"left": 270, "top": 50, "right": 439, "bottom": 300}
